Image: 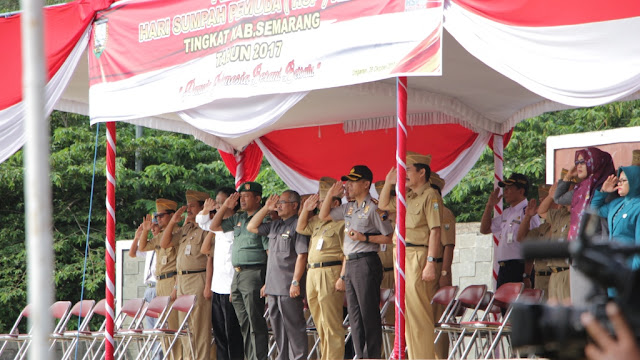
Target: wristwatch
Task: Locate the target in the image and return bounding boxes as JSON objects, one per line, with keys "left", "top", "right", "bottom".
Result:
{"left": 291, "top": 280, "right": 300, "bottom": 286}
{"left": 522, "top": 273, "right": 529, "bottom": 279}
{"left": 340, "top": 275, "right": 346, "bottom": 281}
{"left": 427, "top": 256, "right": 437, "bottom": 263}
{"left": 441, "top": 270, "right": 448, "bottom": 276}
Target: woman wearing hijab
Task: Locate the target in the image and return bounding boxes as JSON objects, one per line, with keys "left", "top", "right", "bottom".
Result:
{"left": 591, "top": 166, "right": 640, "bottom": 270}
{"left": 554, "top": 147, "right": 615, "bottom": 305}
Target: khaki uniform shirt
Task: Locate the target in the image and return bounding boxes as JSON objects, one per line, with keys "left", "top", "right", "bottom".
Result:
{"left": 390, "top": 182, "right": 443, "bottom": 246}
{"left": 546, "top": 207, "right": 571, "bottom": 268}
{"left": 330, "top": 194, "right": 394, "bottom": 255}
{"left": 141, "top": 228, "right": 180, "bottom": 277}
{"left": 221, "top": 211, "right": 269, "bottom": 266}
{"left": 441, "top": 207, "right": 456, "bottom": 247}
{"left": 527, "top": 222, "right": 552, "bottom": 272}
{"left": 172, "top": 221, "right": 209, "bottom": 272}
{"left": 298, "top": 216, "right": 345, "bottom": 264}
{"left": 257, "top": 216, "right": 309, "bottom": 296}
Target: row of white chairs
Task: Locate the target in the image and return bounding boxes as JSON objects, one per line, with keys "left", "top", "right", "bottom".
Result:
{"left": 0, "top": 295, "right": 197, "bottom": 360}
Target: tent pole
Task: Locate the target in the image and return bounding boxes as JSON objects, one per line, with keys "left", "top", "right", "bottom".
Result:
{"left": 393, "top": 76, "right": 408, "bottom": 359}
{"left": 105, "top": 122, "right": 117, "bottom": 360}
{"left": 21, "top": 0, "right": 54, "bottom": 359}
{"left": 491, "top": 134, "right": 504, "bottom": 286}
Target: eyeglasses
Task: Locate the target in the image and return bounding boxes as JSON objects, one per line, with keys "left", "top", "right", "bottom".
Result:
{"left": 575, "top": 159, "right": 586, "bottom": 166}
{"left": 155, "top": 213, "right": 168, "bottom": 219}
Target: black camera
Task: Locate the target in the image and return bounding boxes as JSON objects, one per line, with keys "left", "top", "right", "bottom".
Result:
{"left": 511, "top": 210, "right": 640, "bottom": 359}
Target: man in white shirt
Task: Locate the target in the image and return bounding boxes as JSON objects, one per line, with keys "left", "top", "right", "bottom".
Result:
{"left": 197, "top": 188, "right": 244, "bottom": 360}
{"left": 480, "top": 173, "right": 540, "bottom": 289}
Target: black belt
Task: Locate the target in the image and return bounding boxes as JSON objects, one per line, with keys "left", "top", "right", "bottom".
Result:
{"left": 550, "top": 266, "right": 569, "bottom": 273}
{"left": 157, "top": 272, "right": 177, "bottom": 280}
{"left": 307, "top": 260, "right": 342, "bottom": 269}
{"left": 345, "top": 251, "right": 378, "bottom": 261}
{"left": 178, "top": 269, "right": 206, "bottom": 275}
{"left": 384, "top": 267, "right": 394, "bottom": 272}
{"left": 234, "top": 264, "right": 266, "bottom": 272}
{"left": 498, "top": 259, "right": 524, "bottom": 267}
{"left": 405, "top": 243, "right": 427, "bottom": 248}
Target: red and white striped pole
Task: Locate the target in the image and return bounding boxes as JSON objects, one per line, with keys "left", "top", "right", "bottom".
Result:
{"left": 393, "top": 76, "right": 408, "bottom": 359}
{"left": 105, "top": 122, "right": 117, "bottom": 360}
{"left": 491, "top": 134, "right": 504, "bottom": 286}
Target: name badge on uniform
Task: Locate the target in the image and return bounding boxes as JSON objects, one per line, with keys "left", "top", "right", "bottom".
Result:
{"left": 507, "top": 231, "right": 514, "bottom": 244}
{"left": 347, "top": 207, "right": 354, "bottom": 216}
{"left": 380, "top": 244, "right": 387, "bottom": 252}
{"left": 185, "top": 244, "right": 192, "bottom": 255}
{"left": 161, "top": 256, "right": 168, "bottom": 265}
{"left": 282, "top": 233, "right": 290, "bottom": 239}
{"left": 316, "top": 237, "right": 324, "bottom": 250}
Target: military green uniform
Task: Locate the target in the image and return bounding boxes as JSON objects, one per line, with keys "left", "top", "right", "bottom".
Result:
{"left": 221, "top": 211, "right": 269, "bottom": 360}
{"left": 172, "top": 221, "right": 211, "bottom": 360}
{"left": 141, "top": 228, "right": 182, "bottom": 359}
{"left": 299, "top": 216, "right": 345, "bottom": 360}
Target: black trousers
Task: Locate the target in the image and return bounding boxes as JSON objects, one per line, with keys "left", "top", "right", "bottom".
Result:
{"left": 345, "top": 255, "right": 383, "bottom": 359}
{"left": 496, "top": 259, "right": 535, "bottom": 289}
{"left": 212, "top": 292, "right": 244, "bottom": 360}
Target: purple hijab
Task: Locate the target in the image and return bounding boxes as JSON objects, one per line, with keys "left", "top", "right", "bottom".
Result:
{"left": 568, "top": 147, "right": 615, "bottom": 241}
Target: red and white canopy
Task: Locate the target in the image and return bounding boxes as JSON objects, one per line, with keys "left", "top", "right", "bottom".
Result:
{"left": 1, "top": 0, "right": 639, "bottom": 193}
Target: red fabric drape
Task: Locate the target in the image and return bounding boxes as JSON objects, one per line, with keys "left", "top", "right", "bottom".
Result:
{"left": 218, "top": 141, "right": 263, "bottom": 187}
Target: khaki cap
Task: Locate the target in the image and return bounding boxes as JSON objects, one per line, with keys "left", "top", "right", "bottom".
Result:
{"left": 156, "top": 198, "right": 178, "bottom": 213}
{"left": 633, "top": 150, "right": 640, "bottom": 166}
{"left": 374, "top": 181, "right": 385, "bottom": 197}
{"left": 406, "top": 151, "right": 432, "bottom": 167}
{"left": 430, "top": 172, "right": 445, "bottom": 190}
{"left": 319, "top": 177, "right": 338, "bottom": 199}
{"left": 538, "top": 184, "right": 551, "bottom": 200}
{"left": 186, "top": 190, "right": 210, "bottom": 203}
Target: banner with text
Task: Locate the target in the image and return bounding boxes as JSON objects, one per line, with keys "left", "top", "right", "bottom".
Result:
{"left": 89, "top": 0, "right": 442, "bottom": 121}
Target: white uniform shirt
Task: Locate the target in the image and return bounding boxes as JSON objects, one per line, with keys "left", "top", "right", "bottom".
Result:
{"left": 196, "top": 213, "right": 235, "bottom": 294}
{"left": 490, "top": 199, "right": 540, "bottom": 262}
{"left": 136, "top": 250, "right": 157, "bottom": 285}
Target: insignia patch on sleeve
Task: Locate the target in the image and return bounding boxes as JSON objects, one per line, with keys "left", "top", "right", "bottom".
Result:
{"left": 432, "top": 200, "right": 439, "bottom": 211}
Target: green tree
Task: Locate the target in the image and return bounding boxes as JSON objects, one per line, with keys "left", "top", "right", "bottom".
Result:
{"left": 445, "top": 100, "right": 640, "bottom": 222}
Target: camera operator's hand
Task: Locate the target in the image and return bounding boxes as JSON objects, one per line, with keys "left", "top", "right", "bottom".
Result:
{"left": 581, "top": 303, "right": 640, "bottom": 360}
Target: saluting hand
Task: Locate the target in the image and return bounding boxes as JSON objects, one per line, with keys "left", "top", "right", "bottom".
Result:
{"left": 142, "top": 214, "right": 152, "bottom": 231}
{"left": 327, "top": 181, "right": 344, "bottom": 199}
{"left": 223, "top": 192, "right": 240, "bottom": 209}
{"left": 602, "top": 174, "right": 619, "bottom": 193}
{"left": 303, "top": 194, "right": 320, "bottom": 211}
{"left": 564, "top": 165, "right": 578, "bottom": 181}
{"left": 171, "top": 206, "right": 187, "bottom": 223}
{"left": 385, "top": 166, "right": 397, "bottom": 185}
{"left": 265, "top": 194, "right": 280, "bottom": 211}
{"left": 487, "top": 188, "right": 502, "bottom": 208}
{"left": 203, "top": 198, "right": 216, "bottom": 213}
{"left": 525, "top": 199, "right": 538, "bottom": 217}
{"left": 135, "top": 224, "right": 144, "bottom": 239}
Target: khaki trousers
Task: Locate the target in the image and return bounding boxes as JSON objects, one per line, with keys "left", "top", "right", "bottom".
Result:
{"left": 549, "top": 270, "right": 571, "bottom": 301}
{"left": 534, "top": 275, "right": 550, "bottom": 302}
{"left": 405, "top": 247, "right": 440, "bottom": 360}
{"left": 306, "top": 265, "right": 345, "bottom": 360}
{"left": 157, "top": 277, "right": 182, "bottom": 360}
{"left": 177, "top": 272, "right": 212, "bottom": 360}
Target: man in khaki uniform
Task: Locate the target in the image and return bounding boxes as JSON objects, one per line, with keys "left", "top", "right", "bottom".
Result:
{"left": 375, "top": 181, "right": 396, "bottom": 291}
{"left": 163, "top": 190, "right": 212, "bottom": 360}
{"left": 296, "top": 178, "right": 345, "bottom": 360}
{"left": 429, "top": 173, "right": 456, "bottom": 359}
{"left": 379, "top": 152, "right": 444, "bottom": 360}
{"left": 138, "top": 199, "right": 182, "bottom": 359}
{"left": 537, "top": 181, "right": 572, "bottom": 302}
